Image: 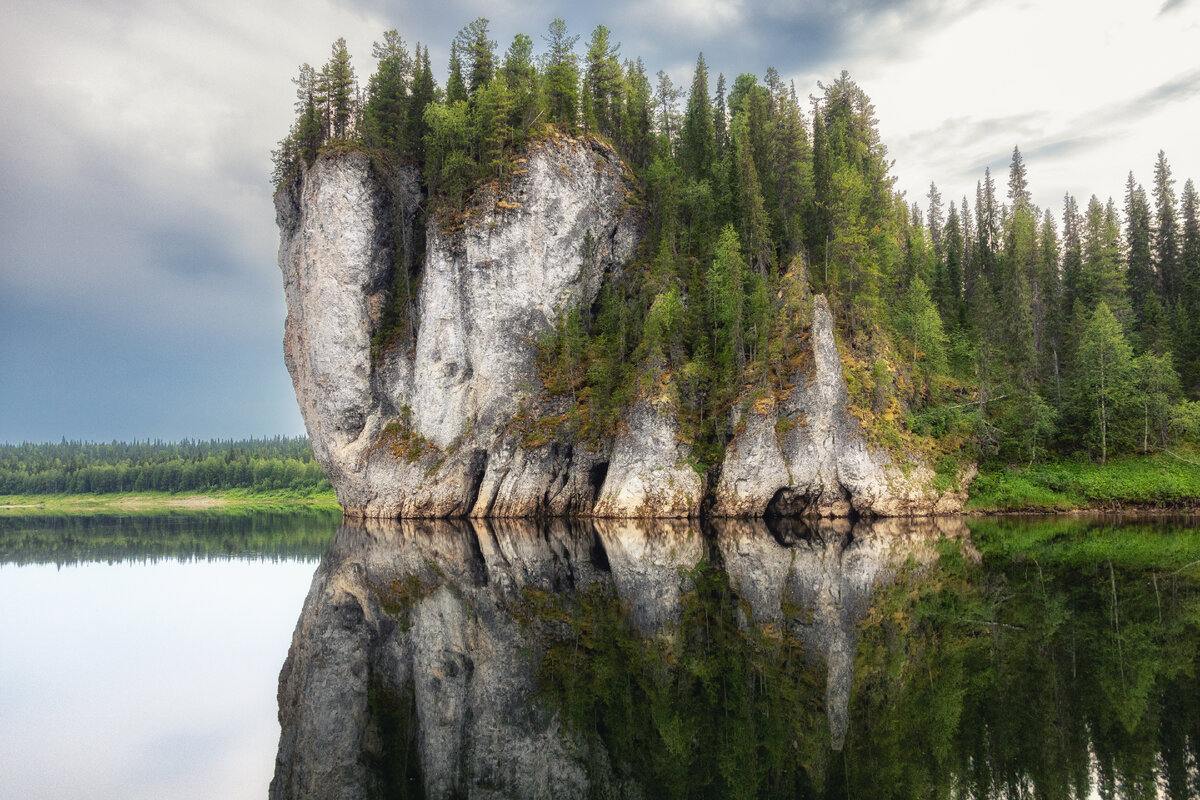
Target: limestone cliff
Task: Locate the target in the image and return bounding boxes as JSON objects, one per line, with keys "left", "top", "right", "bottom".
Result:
{"left": 277, "top": 138, "right": 969, "bottom": 519}
{"left": 714, "top": 294, "right": 974, "bottom": 518}
{"left": 278, "top": 138, "right": 641, "bottom": 518}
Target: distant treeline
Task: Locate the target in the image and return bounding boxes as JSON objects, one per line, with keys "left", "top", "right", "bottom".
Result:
{"left": 0, "top": 437, "right": 330, "bottom": 495}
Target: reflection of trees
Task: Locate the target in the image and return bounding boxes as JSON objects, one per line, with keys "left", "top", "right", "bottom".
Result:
{"left": 844, "top": 516, "right": 1200, "bottom": 800}
{"left": 0, "top": 512, "right": 340, "bottom": 565}
{"left": 271, "top": 515, "right": 1200, "bottom": 799}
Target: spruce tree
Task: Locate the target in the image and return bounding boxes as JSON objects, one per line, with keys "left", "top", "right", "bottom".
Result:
{"left": 1180, "top": 178, "right": 1200, "bottom": 385}
{"left": 1123, "top": 173, "right": 1155, "bottom": 345}
{"left": 502, "top": 34, "right": 539, "bottom": 144}
{"left": 679, "top": 53, "right": 715, "bottom": 181}
{"left": 455, "top": 18, "right": 495, "bottom": 96}
{"left": 446, "top": 41, "right": 468, "bottom": 104}
{"left": 542, "top": 19, "right": 580, "bottom": 128}
{"left": 583, "top": 25, "right": 622, "bottom": 137}
{"left": 322, "top": 38, "right": 357, "bottom": 140}
{"left": 1153, "top": 151, "right": 1181, "bottom": 306}
{"left": 405, "top": 45, "right": 436, "bottom": 163}
{"left": 363, "top": 30, "right": 411, "bottom": 152}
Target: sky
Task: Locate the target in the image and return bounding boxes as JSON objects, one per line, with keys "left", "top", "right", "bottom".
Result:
{"left": 2, "top": 0, "right": 1198, "bottom": 443}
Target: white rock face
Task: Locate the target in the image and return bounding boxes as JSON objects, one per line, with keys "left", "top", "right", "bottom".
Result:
{"left": 278, "top": 142, "right": 969, "bottom": 519}
{"left": 714, "top": 294, "right": 973, "bottom": 517}
{"left": 277, "top": 139, "right": 638, "bottom": 518}
{"left": 591, "top": 400, "right": 703, "bottom": 518}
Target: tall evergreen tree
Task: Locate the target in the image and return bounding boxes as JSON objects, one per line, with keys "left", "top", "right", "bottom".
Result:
{"left": 1179, "top": 178, "right": 1200, "bottom": 387}
{"left": 1153, "top": 150, "right": 1181, "bottom": 306}
{"left": 1123, "top": 172, "right": 1156, "bottom": 345}
{"left": 446, "top": 40, "right": 468, "bottom": 104}
{"left": 582, "top": 25, "right": 622, "bottom": 137}
{"left": 322, "top": 38, "right": 357, "bottom": 140}
{"left": 363, "top": 30, "right": 412, "bottom": 152}
{"left": 542, "top": 18, "right": 580, "bottom": 128}
{"left": 621, "top": 58, "right": 653, "bottom": 169}
{"left": 927, "top": 182, "right": 944, "bottom": 261}
{"left": 502, "top": 34, "right": 539, "bottom": 143}
{"left": 455, "top": 18, "right": 495, "bottom": 96}
{"left": 679, "top": 53, "right": 716, "bottom": 181}
{"left": 654, "top": 70, "right": 680, "bottom": 154}
{"left": 405, "top": 44, "right": 436, "bottom": 163}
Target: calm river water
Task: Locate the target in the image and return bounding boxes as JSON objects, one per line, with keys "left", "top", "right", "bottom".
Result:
{"left": 2, "top": 512, "right": 1198, "bottom": 799}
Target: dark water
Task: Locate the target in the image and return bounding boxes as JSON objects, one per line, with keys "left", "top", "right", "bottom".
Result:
{"left": 3, "top": 513, "right": 1197, "bottom": 799}
{"left": 0, "top": 511, "right": 340, "bottom": 800}
{"left": 275, "top": 515, "right": 1200, "bottom": 800}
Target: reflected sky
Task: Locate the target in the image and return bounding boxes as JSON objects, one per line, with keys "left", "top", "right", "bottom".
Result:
{"left": 0, "top": 557, "right": 317, "bottom": 800}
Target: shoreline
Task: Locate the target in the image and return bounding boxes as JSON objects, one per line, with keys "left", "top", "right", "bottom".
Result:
{"left": 0, "top": 490, "right": 340, "bottom": 516}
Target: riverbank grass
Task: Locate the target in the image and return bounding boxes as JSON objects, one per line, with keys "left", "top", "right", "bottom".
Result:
{"left": 0, "top": 488, "right": 340, "bottom": 516}
{"left": 967, "top": 450, "right": 1200, "bottom": 512}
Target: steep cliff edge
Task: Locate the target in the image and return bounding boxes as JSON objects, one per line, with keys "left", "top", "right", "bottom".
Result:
{"left": 714, "top": 293, "right": 974, "bottom": 518}
{"left": 277, "top": 138, "right": 969, "bottom": 519}
{"left": 278, "top": 137, "right": 642, "bottom": 518}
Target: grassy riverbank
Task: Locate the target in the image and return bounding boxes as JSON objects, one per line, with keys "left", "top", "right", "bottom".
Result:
{"left": 0, "top": 488, "right": 340, "bottom": 516}
{"left": 966, "top": 449, "right": 1200, "bottom": 512}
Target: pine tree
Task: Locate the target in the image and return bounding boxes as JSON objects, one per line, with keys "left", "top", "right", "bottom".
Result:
{"left": 1036, "top": 209, "right": 1062, "bottom": 393}
{"left": 446, "top": 41, "right": 468, "bottom": 104}
{"left": 405, "top": 45, "right": 436, "bottom": 163}
{"left": 583, "top": 25, "right": 622, "bottom": 137}
{"left": 1153, "top": 151, "right": 1181, "bottom": 306}
{"left": 712, "top": 73, "right": 728, "bottom": 156}
{"left": 937, "top": 200, "right": 965, "bottom": 324}
{"left": 473, "top": 77, "right": 511, "bottom": 177}
{"left": 1123, "top": 172, "right": 1155, "bottom": 346}
{"left": 322, "top": 38, "right": 357, "bottom": 140}
{"left": 1180, "top": 178, "right": 1200, "bottom": 386}
{"left": 620, "top": 58, "right": 654, "bottom": 169}
{"left": 707, "top": 225, "right": 748, "bottom": 381}
{"left": 679, "top": 53, "right": 716, "bottom": 181}
{"left": 654, "top": 70, "right": 680, "bottom": 155}
{"left": 542, "top": 19, "right": 580, "bottom": 128}
{"left": 363, "top": 30, "right": 412, "bottom": 152}
{"left": 455, "top": 18, "right": 495, "bottom": 96}
{"left": 502, "top": 34, "right": 539, "bottom": 144}
{"left": 927, "top": 182, "right": 944, "bottom": 261}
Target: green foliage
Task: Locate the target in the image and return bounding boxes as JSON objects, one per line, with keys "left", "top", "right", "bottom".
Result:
{"left": 274, "top": 23, "right": 1200, "bottom": 477}
{"left": 967, "top": 449, "right": 1200, "bottom": 511}
{"left": 533, "top": 562, "right": 826, "bottom": 797}
{"left": 0, "top": 438, "right": 329, "bottom": 495}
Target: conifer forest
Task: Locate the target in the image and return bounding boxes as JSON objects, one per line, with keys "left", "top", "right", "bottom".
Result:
{"left": 272, "top": 18, "right": 1200, "bottom": 477}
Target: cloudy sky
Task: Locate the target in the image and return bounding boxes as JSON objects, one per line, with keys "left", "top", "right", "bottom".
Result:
{"left": 2, "top": 0, "right": 1197, "bottom": 442}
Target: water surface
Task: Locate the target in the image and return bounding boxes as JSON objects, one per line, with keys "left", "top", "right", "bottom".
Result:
{"left": 274, "top": 514, "right": 1200, "bottom": 799}
{"left": 0, "top": 512, "right": 339, "bottom": 800}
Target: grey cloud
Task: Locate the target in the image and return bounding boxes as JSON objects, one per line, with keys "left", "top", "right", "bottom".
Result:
{"left": 1159, "top": 0, "right": 1190, "bottom": 15}
{"left": 1082, "top": 68, "right": 1200, "bottom": 129}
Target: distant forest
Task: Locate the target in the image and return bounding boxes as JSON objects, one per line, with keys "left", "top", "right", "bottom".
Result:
{"left": 0, "top": 438, "right": 329, "bottom": 495}
{"left": 274, "top": 18, "right": 1200, "bottom": 471}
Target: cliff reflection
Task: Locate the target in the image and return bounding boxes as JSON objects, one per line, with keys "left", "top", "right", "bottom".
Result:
{"left": 272, "top": 516, "right": 1200, "bottom": 800}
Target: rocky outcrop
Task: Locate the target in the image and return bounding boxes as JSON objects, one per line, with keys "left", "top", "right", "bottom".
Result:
{"left": 714, "top": 293, "right": 973, "bottom": 518}
{"left": 278, "top": 139, "right": 971, "bottom": 520}
{"left": 278, "top": 138, "right": 639, "bottom": 518}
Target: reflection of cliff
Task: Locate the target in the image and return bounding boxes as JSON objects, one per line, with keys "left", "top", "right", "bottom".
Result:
{"left": 272, "top": 517, "right": 963, "bottom": 796}
{"left": 272, "top": 518, "right": 606, "bottom": 799}
{"left": 715, "top": 516, "right": 969, "bottom": 750}
{"left": 274, "top": 516, "right": 1200, "bottom": 799}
